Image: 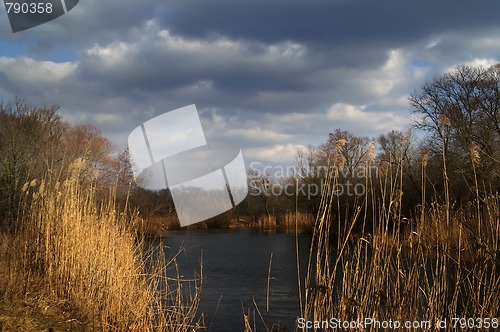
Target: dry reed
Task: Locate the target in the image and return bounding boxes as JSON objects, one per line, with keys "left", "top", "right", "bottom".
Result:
{"left": 300, "top": 145, "right": 499, "bottom": 331}
{"left": 1, "top": 159, "right": 203, "bottom": 331}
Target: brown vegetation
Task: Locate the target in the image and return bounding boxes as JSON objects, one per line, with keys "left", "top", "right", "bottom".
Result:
{"left": 0, "top": 160, "right": 203, "bottom": 331}
{"left": 299, "top": 139, "right": 499, "bottom": 330}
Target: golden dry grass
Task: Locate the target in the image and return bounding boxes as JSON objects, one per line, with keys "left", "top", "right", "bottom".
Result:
{"left": 300, "top": 143, "right": 499, "bottom": 331}
{"left": 0, "top": 159, "right": 203, "bottom": 331}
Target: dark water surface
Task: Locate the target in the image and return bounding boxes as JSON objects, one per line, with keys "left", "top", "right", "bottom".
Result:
{"left": 151, "top": 228, "right": 312, "bottom": 331}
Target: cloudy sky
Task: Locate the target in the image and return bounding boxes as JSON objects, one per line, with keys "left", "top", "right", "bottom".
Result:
{"left": 1, "top": 0, "right": 499, "bottom": 168}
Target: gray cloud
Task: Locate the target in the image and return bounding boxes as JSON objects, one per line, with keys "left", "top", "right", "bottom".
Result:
{"left": 158, "top": 0, "right": 499, "bottom": 49}
{"left": 1, "top": 0, "right": 500, "bottom": 165}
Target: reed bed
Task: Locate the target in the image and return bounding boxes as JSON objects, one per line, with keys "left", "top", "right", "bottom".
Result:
{"left": 251, "top": 215, "right": 278, "bottom": 228}
{"left": 0, "top": 159, "right": 203, "bottom": 331}
{"left": 300, "top": 143, "right": 499, "bottom": 331}
{"left": 283, "top": 211, "right": 315, "bottom": 229}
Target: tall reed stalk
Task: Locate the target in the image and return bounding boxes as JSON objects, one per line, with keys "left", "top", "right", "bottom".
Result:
{"left": 300, "top": 143, "right": 499, "bottom": 331}
{"left": 1, "top": 158, "right": 203, "bottom": 331}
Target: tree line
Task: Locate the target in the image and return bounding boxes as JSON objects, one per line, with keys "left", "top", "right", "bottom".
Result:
{"left": 1, "top": 64, "right": 498, "bottom": 231}
{"left": 0, "top": 100, "right": 117, "bottom": 226}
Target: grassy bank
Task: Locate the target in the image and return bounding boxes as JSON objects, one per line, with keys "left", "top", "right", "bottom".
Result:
{"left": 0, "top": 159, "right": 203, "bottom": 331}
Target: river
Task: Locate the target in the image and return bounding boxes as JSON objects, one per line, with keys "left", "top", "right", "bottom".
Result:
{"left": 149, "top": 228, "right": 312, "bottom": 331}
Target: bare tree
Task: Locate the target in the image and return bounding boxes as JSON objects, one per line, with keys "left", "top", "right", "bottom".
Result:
{"left": 0, "top": 100, "right": 119, "bottom": 226}
{"left": 410, "top": 64, "right": 500, "bottom": 200}
{"left": 323, "top": 129, "right": 370, "bottom": 176}
{"left": 0, "top": 100, "right": 66, "bottom": 224}
{"left": 247, "top": 168, "right": 273, "bottom": 217}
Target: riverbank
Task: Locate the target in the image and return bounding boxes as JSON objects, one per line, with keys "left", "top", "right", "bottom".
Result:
{"left": 136, "top": 211, "right": 316, "bottom": 236}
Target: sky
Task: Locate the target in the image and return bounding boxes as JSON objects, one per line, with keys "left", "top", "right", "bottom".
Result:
{"left": 1, "top": 0, "right": 500, "bottom": 169}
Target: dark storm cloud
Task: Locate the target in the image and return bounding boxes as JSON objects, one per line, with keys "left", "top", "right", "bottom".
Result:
{"left": 78, "top": 42, "right": 313, "bottom": 95}
{"left": 159, "top": 0, "right": 499, "bottom": 50}
{"left": 64, "top": 0, "right": 500, "bottom": 116}
{"left": 70, "top": 27, "right": 331, "bottom": 115}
